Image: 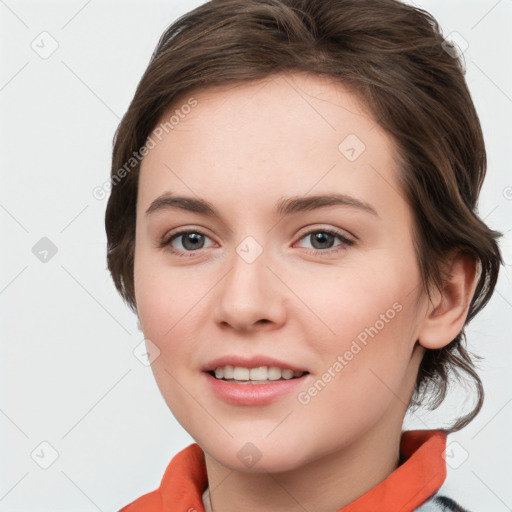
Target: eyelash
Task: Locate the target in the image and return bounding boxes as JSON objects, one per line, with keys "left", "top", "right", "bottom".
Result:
{"left": 158, "top": 228, "right": 355, "bottom": 258}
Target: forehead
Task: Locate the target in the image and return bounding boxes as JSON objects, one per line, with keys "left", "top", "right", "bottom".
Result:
{"left": 137, "top": 72, "right": 402, "bottom": 215}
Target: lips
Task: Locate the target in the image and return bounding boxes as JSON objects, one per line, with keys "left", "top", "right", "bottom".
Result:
{"left": 201, "top": 354, "right": 311, "bottom": 405}
{"left": 203, "top": 368, "right": 310, "bottom": 405}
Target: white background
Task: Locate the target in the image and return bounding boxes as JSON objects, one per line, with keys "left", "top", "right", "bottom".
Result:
{"left": 0, "top": 1, "right": 511, "bottom": 510}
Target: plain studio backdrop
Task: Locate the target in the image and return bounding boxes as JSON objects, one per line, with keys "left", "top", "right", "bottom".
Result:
{"left": 0, "top": 1, "right": 511, "bottom": 510}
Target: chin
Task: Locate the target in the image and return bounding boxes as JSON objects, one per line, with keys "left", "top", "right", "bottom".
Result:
{"left": 201, "top": 435, "right": 314, "bottom": 474}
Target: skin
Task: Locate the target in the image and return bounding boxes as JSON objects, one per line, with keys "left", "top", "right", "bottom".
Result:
{"left": 133, "top": 72, "right": 477, "bottom": 512}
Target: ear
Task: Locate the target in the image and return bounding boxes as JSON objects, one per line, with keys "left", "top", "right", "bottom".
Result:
{"left": 418, "top": 251, "right": 479, "bottom": 350}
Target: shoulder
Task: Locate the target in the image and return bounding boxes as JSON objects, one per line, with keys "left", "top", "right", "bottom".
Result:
{"left": 117, "top": 443, "right": 206, "bottom": 512}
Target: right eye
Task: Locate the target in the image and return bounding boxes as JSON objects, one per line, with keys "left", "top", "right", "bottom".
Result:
{"left": 159, "top": 229, "right": 216, "bottom": 257}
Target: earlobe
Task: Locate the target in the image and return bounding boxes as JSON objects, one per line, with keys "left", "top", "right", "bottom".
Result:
{"left": 418, "top": 251, "right": 478, "bottom": 350}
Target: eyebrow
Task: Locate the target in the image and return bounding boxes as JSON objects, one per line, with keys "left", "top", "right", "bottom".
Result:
{"left": 145, "top": 192, "right": 379, "bottom": 219}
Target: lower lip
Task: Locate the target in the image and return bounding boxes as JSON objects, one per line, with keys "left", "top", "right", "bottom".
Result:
{"left": 203, "top": 371, "right": 308, "bottom": 406}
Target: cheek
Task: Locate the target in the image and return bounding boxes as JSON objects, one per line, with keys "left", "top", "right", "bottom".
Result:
{"left": 294, "top": 256, "right": 416, "bottom": 346}
{"left": 134, "top": 246, "right": 206, "bottom": 338}
{"left": 296, "top": 256, "right": 421, "bottom": 408}
{"left": 134, "top": 260, "right": 205, "bottom": 422}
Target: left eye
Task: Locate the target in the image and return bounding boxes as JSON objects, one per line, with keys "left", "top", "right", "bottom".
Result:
{"left": 295, "top": 229, "right": 354, "bottom": 253}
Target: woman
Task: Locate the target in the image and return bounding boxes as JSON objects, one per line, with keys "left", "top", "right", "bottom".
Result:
{"left": 105, "top": 0, "right": 503, "bottom": 510}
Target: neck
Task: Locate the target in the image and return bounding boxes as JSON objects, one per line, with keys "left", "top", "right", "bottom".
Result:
{"left": 204, "top": 414, "right": 404, "bottom": 512}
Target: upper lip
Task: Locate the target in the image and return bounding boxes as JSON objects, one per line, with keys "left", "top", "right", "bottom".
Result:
{"left": 203, "top": 355, "right": 309, "bottom": 374}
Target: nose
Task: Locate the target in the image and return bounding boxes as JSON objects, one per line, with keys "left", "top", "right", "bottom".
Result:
{"left": 213, "top": 243, "right": 287, "bottom": 332}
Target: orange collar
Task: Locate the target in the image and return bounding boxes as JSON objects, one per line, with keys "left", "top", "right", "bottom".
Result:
{"left": 121, "top": 430, "right": 447, "bottom": 512}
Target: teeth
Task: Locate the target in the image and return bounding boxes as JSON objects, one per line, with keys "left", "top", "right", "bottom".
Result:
{"left": 212, "top": 365, "right": 305, "bottom": 381}
{"left": 282, "top": 369, "right": 294, "bottom": 379}
{"left": 224, "top": 366, "right": 234, "bottom": 379}
{"left": 233, "top": 367, "right": 250, "bottom": 380}
{"left": 268, "top": 366, "right": 282, "bottom": 380}
{"left": 250, "top": 367, "right": 268, "bottom": 380}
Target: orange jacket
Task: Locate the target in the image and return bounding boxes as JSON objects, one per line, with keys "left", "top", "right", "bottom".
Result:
{"left": 119, "top": 430, "right": 466, "bottom": 512}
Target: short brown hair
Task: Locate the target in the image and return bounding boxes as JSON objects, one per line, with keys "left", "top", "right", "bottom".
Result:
{"left": 105, "top": 0, "right": 502, "bottom": 431}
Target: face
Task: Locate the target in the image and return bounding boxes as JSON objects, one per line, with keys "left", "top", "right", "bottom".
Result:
{"left": 134, "top": 72, "right": 429, "bottom": 473}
